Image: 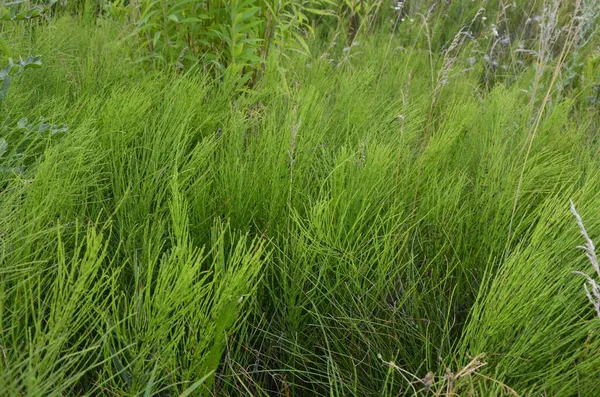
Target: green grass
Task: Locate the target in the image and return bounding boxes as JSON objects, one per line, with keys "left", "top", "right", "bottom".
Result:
{"left": 0, "top": 2, "right": 599, "bottom": 396}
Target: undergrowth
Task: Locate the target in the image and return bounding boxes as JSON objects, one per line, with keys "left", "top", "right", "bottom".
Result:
{"left": 0, "top": 0, "right": 599, "bottom": 396}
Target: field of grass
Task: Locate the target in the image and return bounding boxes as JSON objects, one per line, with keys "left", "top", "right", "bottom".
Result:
{"left": 0, "top": 0, "right": 599, "bottom": 395}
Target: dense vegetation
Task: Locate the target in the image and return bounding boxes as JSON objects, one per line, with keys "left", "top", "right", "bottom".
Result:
{"left": 0, "top": 0, "right": 599, "bottom": 395}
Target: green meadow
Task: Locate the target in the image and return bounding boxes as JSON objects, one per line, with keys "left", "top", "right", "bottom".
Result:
{"left": 0, "top": 0, "right": 599, "bottom": 395}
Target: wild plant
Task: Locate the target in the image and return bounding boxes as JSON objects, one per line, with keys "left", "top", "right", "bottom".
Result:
{"left": 128, "top": 0, "right": 334, "bottom": 81}
{"left": 1, "top": 2, "right": 600, "bottom": 396}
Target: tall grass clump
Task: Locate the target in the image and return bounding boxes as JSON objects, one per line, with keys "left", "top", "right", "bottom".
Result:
{"left": 0, "top": 0, "right": 599, "bottom": 396}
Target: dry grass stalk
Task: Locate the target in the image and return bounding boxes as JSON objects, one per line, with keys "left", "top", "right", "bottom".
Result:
{"left": 379, "top": 353, "right": 519, "bottom": 396}
{"left": 570, "top": 200, "right": 600, "bottom": 319}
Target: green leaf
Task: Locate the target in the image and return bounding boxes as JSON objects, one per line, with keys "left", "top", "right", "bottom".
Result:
{"left": 0, "top": 74, "right": 10, "bottom": 101}
{"left": 239, "top": 7, "right": 260, "bottom": 22}
{"left": 153, "top": 31, "right": 161, "bottom": 47}
{"left": 291, "top": 32, "right": 311, "bottom": 56}
{"left": 0, "top": 7, "right": 11, "bottom": 21}
{"left": 178, "top": 371, "right": 214, "bottom": 397}
{"left": 18, "top": 56, "right": 42, "bottom": 71}
{"left": 143, "top": 361, "right": 159, "bottom": 397}
{"left": 235, "top": 18, "right": 263, "bottom": 33}
{"left": 14, "top": 8, "right": 30, "bottom": 20}
{"left": 27, "top": 8, "right": 42, "bottom": 18}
